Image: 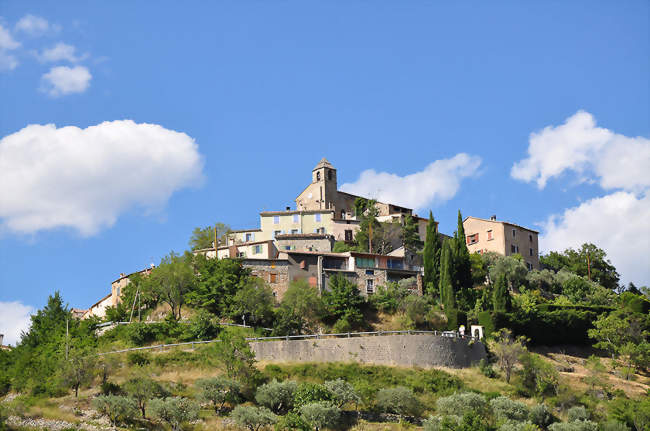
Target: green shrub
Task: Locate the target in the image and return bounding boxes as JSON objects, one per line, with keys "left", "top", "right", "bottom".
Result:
{"left": 183, "top": 310, "right": 220, "bottom": 341}
{"left": 519, "top": 353, "right": 559, "bottom": 397}
{"left": 548, "top": 421, "right": 598, "bottom": 431}
{"left": 567, "top": 406, "right": 589, "bottom": 422}
{"left": 126, "top": 351, "right": 151, "bottom": 366}
{"left": 436, "top": 392, "right": 488, "bottom": 418}
{"left": 0, "top": 404, "right": 7, "bottom": 430}
{"left": 529, "top": 404, "right": 553, "bottom": 427}
{"left": 375, "top": 386, "right": 421, "bottom": 417}
{"left": 490, "top": 396, "right": 529, "bottom": 422}
{"left": 149, "top": 397, "right": 199, "bottom": 431}
{"left": 299, "top": 402, "right": 341, "bottom": 430}
{"left": 478, "top": 311, "right": 495, "bottom": 336}
{"left": 478, "top": 359, "right": 497, "bottom": 378}
{"left": 275, "top": 411, "right": 311, "bottom": 431}
{"left": 123, "top": 376, "right": 167, "bottom": 418}
{"left": 600, "top": 421, "right": 629, "bottom": 431}
{"left": 293, "top": 382, "right": 333, "bottom": 408}
{"left": 499, "top": 422, "right": 541, "bottom": 431}
{"left": 92, "top": 395, "right": 138, "bottom": 426}
{"left": 100, "top": 381, "right": 122, "bottom": 395}
{"left": 255, "top": 379, "right": 297, "bottom": 414}
{"left": 444, "top": 309, "right": 467, "bottom": 331}
{"left": 423, "top": 415, "right": 461, "bottom": 431}
{"left": 231, "top": 405, "right": 277, "bottom": 431}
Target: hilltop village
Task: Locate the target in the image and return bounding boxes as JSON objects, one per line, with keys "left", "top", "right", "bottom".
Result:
{"left": 79, "top": 158, "right": 540, "bottom": 319}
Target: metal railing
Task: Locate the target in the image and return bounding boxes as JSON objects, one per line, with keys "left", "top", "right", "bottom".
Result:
{"left": 97, "top": 329, "right": 477, "bottom": 356}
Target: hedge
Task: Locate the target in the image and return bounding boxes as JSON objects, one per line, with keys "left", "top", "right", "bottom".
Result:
{"left": 490, "top": 309, "right": 601, "bottom": 346}
{"left": 478, "top": 311, "right": 495, "bottom": 337}
{"left": 445, "top": 309, "right": 467, "bottom": 331}
{"left": 536, "top": 304, "right": 614, "bottom": 314}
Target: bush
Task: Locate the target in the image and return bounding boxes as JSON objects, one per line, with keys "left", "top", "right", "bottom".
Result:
{"left": 567, "top": 406, "right": 589, "bottom": 422}
{"left": 490, "top": 396, "right": 529, "bottom": 422}
{"left": 376, "top": 386, "right": 421, "bottom": 417}
{"left": 436, "top": 392, "right": 488, "bottom": 418}
{"left": 0, "top": 404, "right": 6, "bottom": 430}
{"left": 548, "top": 421, "right": 598, "bottom": 431}
{"left": 600, "top": 421, "right": 629, "bottom": 431}
{"left": 124, "top": 376, "right": 167, "bottom": 418}
{"left": 519, "top": 353, "right": 559, "bottom": 397}
{"left": 100, "top": 381, "right": 122, "bottom": 395}
{"left": 183, "top": 310, "right": 221, "bottom": 341}
{"left": 275, "top": 411, "right": 311, "bottom": 431}
{"left": 423, "top": 415, "right": 461, "bottom": 431}
{"left": 149, "top": 397, "right": 200, "bottom": 431}
{"left": 529, "top": 404, "right": 553, "bottom": 427}
{"left": 255, "top": 379, "right": 297, "bottom": 414}
{"left": 92, "top": 395, "right": 138, "bottom": 426}
{"left": 293, "top": 382, "right": 334, "bottom": 408}
{"left": 478, "top": 359, "right": 497, "bottom": 378}
{"left": 299, "top": 402, "right": 341, "bottom": 430}
{"left": 478, "top": 311, "right": 495, "bottom": 337}
{"left": 126, "top": 322, "right": 160, "bottom": 345}
{"left": 196, "top": 376, "right": 240, "bottom": 414}
{"left": 323, "top": 378, "right": 360, "bottom": 408}
{"left": 499, "top": 422, "right": 541, "bottom": 431}
{"left": 126, "top": 351, "right": 151, "bottom": 366}
{"left": 231, "top": 405, "right": 277, "bottom": 431}
{"left": 445, "top": 309, "right": 467, "bottom": 331}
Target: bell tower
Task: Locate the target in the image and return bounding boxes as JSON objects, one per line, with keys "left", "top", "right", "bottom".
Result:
{"left": 312, "top": 158, "right": 337, "bottom": 210}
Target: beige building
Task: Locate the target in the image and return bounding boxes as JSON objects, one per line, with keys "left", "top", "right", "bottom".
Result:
{"left": 463, "top": 216, "right": 539, "bottom": 270}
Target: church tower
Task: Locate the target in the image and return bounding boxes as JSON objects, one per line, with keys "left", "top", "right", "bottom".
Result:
{"left": 312, "top": 158, "right": 337, "bottom": 210}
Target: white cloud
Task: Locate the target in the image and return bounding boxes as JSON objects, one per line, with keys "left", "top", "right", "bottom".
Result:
{"left": 0, "top": 301, "right": 34, "bottom": 346}
{"left": 0, "top": 24, "right": 20, "bottom": 71}
{"left": 0, "top": 120, "right": 204, "bottom": 236}
{"left": 14, "top": 14, "right": 56, "bottom": 36}
{"left": 539, "top": 191, "right": 650, "bottom": 286}
{"left": 0, "top": 24, "right": 20, "bottom": 50}
{"left": 340, "top": 153, "right": 482, "bottom": 210}
{"left": 41, "top": 65, "right": 92, "bottom": 96}
{"left": 511, "top": 110, "right": 650, "bottom": 191}
{"left": 36, "top": 42, "right": 83, "bottom": 63}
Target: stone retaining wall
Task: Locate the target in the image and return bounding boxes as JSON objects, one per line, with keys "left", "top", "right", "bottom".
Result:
{"left": 250, "top": 334, "right": 486, "bottom": 368}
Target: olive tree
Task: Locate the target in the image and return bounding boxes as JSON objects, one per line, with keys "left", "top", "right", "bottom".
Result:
{"left": 300, "top": 402, "right": 341, "bottom": 431}
{"left": 93, "top": 395, "right": 138, "bottom": 427}
{"left": 323, "top": 378, "right": 360, "bottom": 408}
{"left": 489, "top": 328, "right": 528, "bottom": 383}
{"left": 254, "top": 379, "right": 297, "bottom": 414}
{"left": 231, "top": 405, "right": 277, "bottom": 431}
{"left": 195, "top": 376, "right": 240, "bottom": 414}
{"left": 375, "top": 386, "right": 421, "bottom": 417}
{"left": 123, "top": 375, "right": 166, "bottom": 418}
{"left": 149, "top": 397, "right": 200, "bottom": 431}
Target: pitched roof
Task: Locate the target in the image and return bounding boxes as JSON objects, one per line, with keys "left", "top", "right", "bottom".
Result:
{"left": 313, "top": 157, "right": 334, "bottom": 170}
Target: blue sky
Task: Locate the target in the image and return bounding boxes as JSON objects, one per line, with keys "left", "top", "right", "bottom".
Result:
{"left": 1, "top": 1, "right": 648, "bottom": 344}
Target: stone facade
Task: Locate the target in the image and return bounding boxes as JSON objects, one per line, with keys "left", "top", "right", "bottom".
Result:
{"left": 463, "top": 216, "right": 540, "bottom": 269}
{"left": 241, "top": 259, "right": 290, "bottom": 299}
{"left": 250, "top": 333, "right": 487, "bottom": 368}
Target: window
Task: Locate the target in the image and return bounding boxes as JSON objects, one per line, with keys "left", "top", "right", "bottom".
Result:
{"left": 529, "top": 234, "right": 533, "bottom": 242}
{"left": 316, "top": 172, "right": 321, "bottom": 181}
{"left": 284, "top": 246, "right": 291, "bottom": 250}
{"left": 273, "top": 216, "right": 280, "bottom": 224}
{"left": 245, "top": 233, "right": 253, "bottom": 242}
{"left": 365, "top": 269, "right": 374, "bottom": 275}
{"left": 512, "top": 229, "right": 516, "bottom": 238}
{"left": 237, "top": 251, "right": 246, "bottom": 258}
{"left": 253, "top": 245, "right": 262, "bottom": 254}
{"left": 366, "top": 279, "right": 374, "bottom": 294}
{"left": 467, "top": 233, "right": 479, "bottom": 245}
{"left": 526, "top": 262, "right": 533, "bottom": 270}
{"left": 328, "top": 170, "right": 333, "bottom": 180}
{"left": 273, "top": 230, "right": 281, "bottom": 238}
{"left": 291, "top": 229, "right": 299, "bottom": 234}
{"left": 511, "top": 245, "right": 519, "bottom": 253}
{"left": 315, "top": 213, "right": 321, "bottom": 222}
{"left": 341, "top": 210, "right": 346, "bottom": 219}
{"left": 293, "top": 214, "right": 299, "bottom": 223}
{"left": 356, "top": 257, "right": 375, "bottom": 268}
{"left": 315, "top": 227, "right": 325, "bottom": 234}
{"left": 529, "top": 248, "right": 533, "bottom": 257}
{"left": 270, "top": 273, "right": 277, "bottom": 283}
{"left": 487, "top": 230, "right": 493, "bottom": 240}
{"left": 344, "top": 230, "right": 353, "bottom": 241}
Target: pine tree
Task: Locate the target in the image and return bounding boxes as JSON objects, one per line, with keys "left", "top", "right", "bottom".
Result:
{"left": 492, "top": 273, "right": 509, "bottom": 312}
{"left": 438, "top": 240, "right": 456, "bottom": 310}
{"left": 423, "top": 211, "right": 441, "bottom": 295}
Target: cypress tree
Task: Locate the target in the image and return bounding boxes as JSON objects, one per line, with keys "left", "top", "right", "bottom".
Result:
{"left": 438, "top": 240, "right": 455, "bottom": 310}
{"left": 453, "top": 210, "right": 473, "bottom": 298}
{"left": 492, "top": 273, "right": 509, "bottom": 312}
{"left": 423, "top": 211, "right": 441, "bottom": 295}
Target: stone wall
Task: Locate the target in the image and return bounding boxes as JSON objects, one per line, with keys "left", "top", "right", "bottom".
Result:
{"left": 251, "top": 333, "right": 486, "bottom": 368}
{"left": 242, "top": 259, "right": 290, "bottom": 299}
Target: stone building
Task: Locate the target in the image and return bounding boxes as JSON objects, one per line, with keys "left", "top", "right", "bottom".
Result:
{"left": 463, "top": 215, "right": 539, "bottom": 269}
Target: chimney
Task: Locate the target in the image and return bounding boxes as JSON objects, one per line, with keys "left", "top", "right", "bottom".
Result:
{"left": 490, "top": 215, "right": 497, "bottom": 221}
